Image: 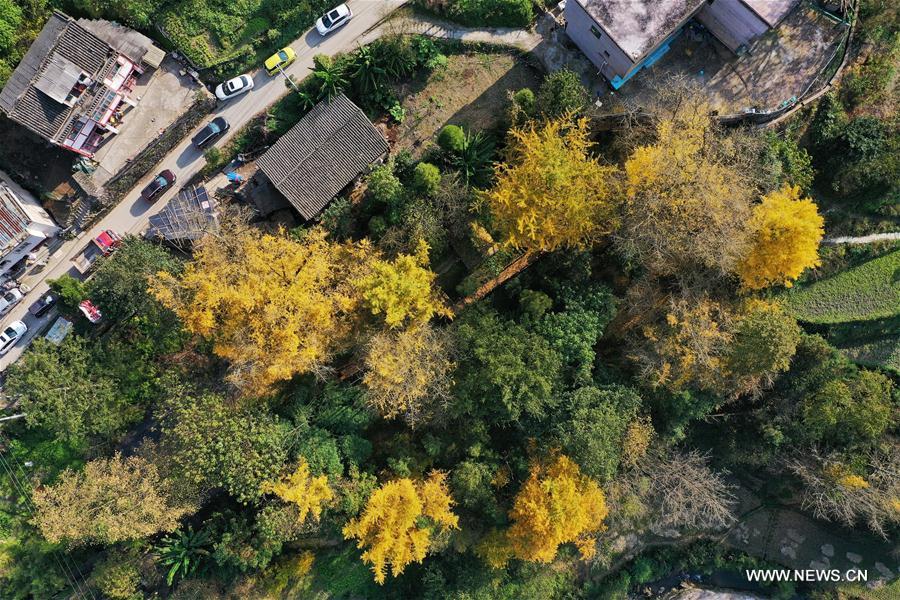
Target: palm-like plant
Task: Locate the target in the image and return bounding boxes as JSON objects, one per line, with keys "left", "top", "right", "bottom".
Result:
{"left": 351, "top": 45, "right": 388, "bottom": 97}
{"left": 452, "top": 131, "right": 495, "bottom": 187}
{"left": 312, "top": 55, "right": 348, "bottom": 101}
{"left": 156, "top": 527, "right": 212, "bottom": 586}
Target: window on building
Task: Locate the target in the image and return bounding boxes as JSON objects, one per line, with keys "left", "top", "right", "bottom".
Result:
{"left": 603, "top": 50, "right": 610, "bottom": 58}
{"left": 590, "top": 25, "right": 602, "bottom": 39}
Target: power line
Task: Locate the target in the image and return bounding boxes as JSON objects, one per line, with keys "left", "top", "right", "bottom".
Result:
{"left": 0, "top": 431, "right": 96, "bottom": 599}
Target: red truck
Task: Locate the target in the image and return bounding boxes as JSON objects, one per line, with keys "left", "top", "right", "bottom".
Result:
{"left": 73, "top": 230, "right": 122, "bottom": 274}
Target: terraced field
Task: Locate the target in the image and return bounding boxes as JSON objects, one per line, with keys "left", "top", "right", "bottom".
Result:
{"left": 785, "top": 250, "right": 900, "bottom": 324}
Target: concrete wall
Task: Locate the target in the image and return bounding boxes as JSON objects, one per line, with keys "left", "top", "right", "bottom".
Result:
{"left": 564, "top": 0, "right": 634, "bottom": 81}
{"left": 698, "top": 0, "right": 769, "bottom": 53}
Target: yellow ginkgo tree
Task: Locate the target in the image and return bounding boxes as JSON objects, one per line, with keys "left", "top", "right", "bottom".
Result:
{"left": 355, "top": 239, "right": 451, "bottom": 328}
{"left": 737, "top": 185, "right": 825, "bottom": 290}
{"left": 485, "top": 115, "right": 620, "bottom": 253}
{"left": 151, "top": 225, "right": 374, "bottom": 393}
{"left": 478, "top": 453, "right": 608, "bottom": 568}
{"left": 261, "top": 458, "right": 334, "bottom": 524}
{"left": 343, "top": 472, "right": 458, "bottom": 584}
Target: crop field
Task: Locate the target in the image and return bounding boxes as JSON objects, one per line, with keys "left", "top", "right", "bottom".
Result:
{"left": 159, "top": 0, "right": 331, "bottom": 73}
{"left": 785, "top": 249, "right": 900, "bottom": 324}
{"left": 840, "top": 337, "right": 900, "bottom": 374}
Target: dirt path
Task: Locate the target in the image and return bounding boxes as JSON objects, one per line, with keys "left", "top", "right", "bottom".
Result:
{"left": 824, "top": 232, "right": 900, "bottom": 244}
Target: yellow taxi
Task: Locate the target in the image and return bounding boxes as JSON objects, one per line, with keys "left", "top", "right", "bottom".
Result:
{"left": 265, "top": 47, "right": 296, "bottom": 76}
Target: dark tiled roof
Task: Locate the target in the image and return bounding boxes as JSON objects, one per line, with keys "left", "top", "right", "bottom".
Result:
{"left": 0, "top": 11, "right": 114, "bottom": 142}
{"left": 257, "top": 94, "right": 388, "bottom": 220}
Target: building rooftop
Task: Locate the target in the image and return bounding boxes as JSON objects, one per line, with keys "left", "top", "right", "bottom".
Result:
{"left": 743, "top": 0, "right": 797, "bottom": 27}
{"left": 146, "top": 186, "right": 218, "bottom": 245}
{"left": 256, "top": 94, "right": 388, "bottom": 220}
{"left": 0, "top": 11, "right": 164, "bottom": 145}
{"left": 577, "top": 0, "right": 705, "bottom": 61}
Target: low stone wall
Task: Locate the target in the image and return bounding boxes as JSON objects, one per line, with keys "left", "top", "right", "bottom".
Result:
{"left": 102, "top": 92, "right": 216, "bottom": 206}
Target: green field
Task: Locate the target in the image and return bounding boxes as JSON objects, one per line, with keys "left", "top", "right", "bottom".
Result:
{"left": 785, "top": 249, "right": 900, "bottom": 324}
{"left": 159, "top": 0, "right": 331, "bottom": 73}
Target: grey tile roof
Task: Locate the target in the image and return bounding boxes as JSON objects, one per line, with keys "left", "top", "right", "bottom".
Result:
{"left": 257, "top": 94, "right": 389, "bottom": 220}
{"left": 0, "top": 11, "right": 120, "bottom": 142}
{"left": 77, "top": 18, "right": 164, "bottom": 67}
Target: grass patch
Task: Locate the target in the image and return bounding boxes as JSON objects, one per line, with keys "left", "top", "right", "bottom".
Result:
{"left": 159, "top": 0, "right": 331, "bottom": 76}
{"left": 784, "top": 250, "right": 900, "bottom": 324}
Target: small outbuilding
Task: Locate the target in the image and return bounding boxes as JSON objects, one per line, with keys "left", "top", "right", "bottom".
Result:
{"left": 146, "top": 186, "right": 218, "bottom": 249}
{"left": 254, "top": 93, "right": 389, "bottom": 221}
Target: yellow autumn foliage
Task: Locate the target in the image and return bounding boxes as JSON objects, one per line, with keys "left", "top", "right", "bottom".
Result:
{"left": 620, "top": 104, "right": 753, "bottom": 276}
{"left": 737, "top": 185, "right": 824, "bottom": 290}
{"left": 362, "top": 323, "right": 455, "bottom": 426}
{"left": 485, "top": 115, "right": 620, "bottom": 252}
{"left": 503, "top": 454, "right": 607, "bottom": 565}
{"left": 151, "top": 225, "right": 373, "bottom": 393}
{"left": 261, "top": 458, "right": 334, "bottom": 523}
{"left": 343, "top": 472, "right": 458, "bottom": 584}
{"left": 355, "top": 239, "right": 451, "bottom": 329}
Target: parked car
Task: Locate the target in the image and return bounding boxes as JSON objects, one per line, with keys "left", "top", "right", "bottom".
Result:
{"left": 215, "top": 75, "right": 254, "bottom": 101}
{"left": 265, "top": 47, "right": 296, "bottom": 76}
{"left": 192, "top": 117, "right": 230, "bottom": 148}
{"left": 28, "top": 292, "right": 58, "bottom": 318}
{"left": 0, "top": 288, "right": 23, "bottom": 316}
{"left": 140, "top": 169, "right": 176, "bottom": 202}
{"left": 316, "top": 4, "right": 352, "bottom": 36}
{"left": 0, "top": 320, "right": 26, "bottom": 355}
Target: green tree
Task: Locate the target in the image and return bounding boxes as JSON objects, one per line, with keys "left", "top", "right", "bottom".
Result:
{"left": 453, "top": 307, "right": 563, "bottom": 423}
{"left": 6, "top": 337, "right": 138, "bottom": 445}
{"left": 726, "top": 300, "right": 801, "bottom": 395}
{"left": 801, "top": 369, "right": 895, "bottom": 446}
{"left": 437, "top": 124, "right": 465, "bottom": 154}
{"left": 88, "top": 237, "right": 182, "bottom": 323}
{"left": 157, "top": 391, "right": 289, "bottom": 503}
{"left": 367, "top": 162, "right": 404, "bottom": 206}
{"left": 555, "top": 385, "right": 642, "bottom": 482}
{"left": 48, "top": 274, "right": 87, "bottom": 313}
{"left": 33, "top": 453, "right": 194, "bottom": 546}
{"left": 535, "top": 68, "right": 589, "bottom": 119}
{"left": 312, "top": 54, "right": 348, "bottom": 101}
{"left": 413, "top": 162, "right": 442, "bottom": 197}
{"left": 0, "top": 0, "right": 22, "bottom": 53}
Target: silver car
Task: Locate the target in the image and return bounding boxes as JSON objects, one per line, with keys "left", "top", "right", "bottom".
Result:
{"left": 0, "top": 320, "right": 26, "bottom": 355}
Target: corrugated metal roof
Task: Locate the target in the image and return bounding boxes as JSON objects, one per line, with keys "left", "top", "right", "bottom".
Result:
{"left": 257, "top": 94, "right": 389, "bottom": 220}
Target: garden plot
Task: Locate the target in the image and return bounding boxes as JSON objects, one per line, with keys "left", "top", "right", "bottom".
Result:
{"left": 392, "top": 50, "right": 541, "bottom": 156}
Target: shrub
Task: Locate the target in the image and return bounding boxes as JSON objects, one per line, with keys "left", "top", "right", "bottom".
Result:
{"left": 536, "top": 69, "right": 589, "bottom": 119}
{"left": 413, "top": 162, "right": 441, "bottom": 196}
{"left": 419, "top": 0, "right": 534, "bottom": 27}
{"left": 368, "top": 215, "right": 388, "bottom": 238}
{"left": 438, "top": 124, "right": 466, "bottom": 155}
{"left": 367, "top": 163, "right": 404, "bottom": 205}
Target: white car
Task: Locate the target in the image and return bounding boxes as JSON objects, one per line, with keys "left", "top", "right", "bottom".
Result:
{"left": 0, "top": 320, "right": 26, "bottom": 355}
{"left": 215, "top": 74, "right": 254, "bottom": 101}
{"left": 316, "top": 4, "right": 352, "bottom": 36}
{"left": 0, "top": 288, "right": 23, "bottom": 316}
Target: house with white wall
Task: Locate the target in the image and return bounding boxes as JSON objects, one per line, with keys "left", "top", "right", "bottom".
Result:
{"left": 0, "top": 172, "right": 60, "bottom": 278}
{"left": 564, "top": 0, "right": 798, "bottom": 89}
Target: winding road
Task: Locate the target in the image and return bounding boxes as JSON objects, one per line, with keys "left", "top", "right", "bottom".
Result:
{"left": 0, "top": 0, "right": 407, "bottom": 372}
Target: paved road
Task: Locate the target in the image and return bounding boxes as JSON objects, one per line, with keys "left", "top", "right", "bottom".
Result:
{"left": 0, "top": 0, "right": 406, "bottom": 372}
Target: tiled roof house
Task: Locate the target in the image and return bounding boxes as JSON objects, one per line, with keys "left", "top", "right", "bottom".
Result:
{"left": 0, "top": 11, "right": 165, "bottom": 157}
{"left": 256, "top": 94, "right": 389, "bottom": 220}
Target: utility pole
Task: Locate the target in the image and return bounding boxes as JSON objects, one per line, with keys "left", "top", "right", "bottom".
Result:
{"left": 278, "top": 64, "right": 299, "bottom": 92}
{"left": 0, "top": 413, "right": 25, "bottom": 423}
